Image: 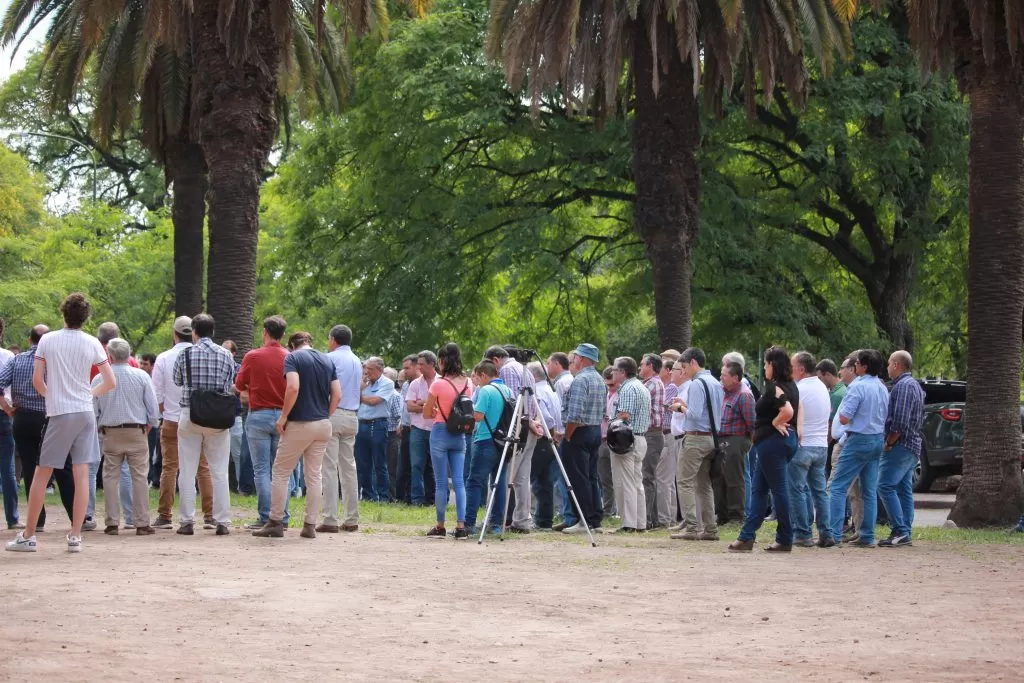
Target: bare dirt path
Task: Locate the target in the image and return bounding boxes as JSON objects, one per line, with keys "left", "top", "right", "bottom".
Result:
{"left": 1, "top": 523, "right": 1021, "bottom": 682}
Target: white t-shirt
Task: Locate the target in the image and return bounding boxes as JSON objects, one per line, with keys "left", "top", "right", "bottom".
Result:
{"left": 35, "top": 328, "right": 107, "bottom": 417}
{"left": 797, "top": 375, "right": 831, "bottom": 448}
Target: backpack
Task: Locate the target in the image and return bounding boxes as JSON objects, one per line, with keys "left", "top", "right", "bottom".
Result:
{"left": 439, "top": 378, "right": 476, "bottom": 435}
{"left": 482, "top": 383, "right": 516, "bottom": 444}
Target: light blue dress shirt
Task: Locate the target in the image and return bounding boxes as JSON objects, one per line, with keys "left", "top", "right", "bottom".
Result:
{"left": 682, "top": 370, "right": 724, "bottom": 433}
{"left": 359, "top": 375, "right": 396, "bottom": 420}
{"left": 839, "top": 374, "right": 889, "bottom": 435}
{"left": 328, "top": 345, "right": 363, "bottom": 412}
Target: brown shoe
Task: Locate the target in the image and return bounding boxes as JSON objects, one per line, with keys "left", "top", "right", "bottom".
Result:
{"left": 699, "top": 531, "right": 720, "bottom": 541}
{"left": 300, "top": 523, "right": 316, "bottom": 539}
{"left": 104, "top": 526, "right": 119, "bottom": 535}
{"left": 315, "top": 524, "right": 340, "bottom": 533}
{"left": 252, "top": 520, "right": 285, "bottom": 538}
{"left": 135, "top": 526, "right": 156, "bottom": 536}
{"left": 670, "top": 531, "right": 701, "bottom": 541}
{"left": 341, "top": 524, "right": 359, "bottom": 532}
{"left": 727, "top": 539, "right": 754, "bottom": 553}
{"left": 765, "top": 543, "right": 793, "bottom": 552}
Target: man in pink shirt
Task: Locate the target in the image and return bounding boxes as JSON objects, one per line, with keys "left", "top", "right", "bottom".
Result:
{"left": 405, "top": 350, "right": 438, "bottom": 505}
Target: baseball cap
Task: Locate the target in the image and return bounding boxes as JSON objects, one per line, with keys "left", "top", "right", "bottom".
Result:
{"left": 173, "top": 316, "right": 192, "bottom": 336}
{"left": 573, "top": 343, "right": 600, "bottom": 363}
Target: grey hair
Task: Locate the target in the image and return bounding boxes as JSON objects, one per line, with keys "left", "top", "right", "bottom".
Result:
{"left": 107, "top": 337, "right": 131, "bottom": 362}
{"left": 722, "top": 351, "right": 745, "bottom": 369}
{"left": 364, "top": 356, "right": 385, "bottom": 370}
{"left": 890, "top": 350, "right": 913, "bottom": 372}
{"left": 97, "top": 322, "right": 121, "bottom": 345}
{"left": 527, "top": 361, "right": 545, "bottom": 381}
{"left": 383, "top": 367, "right": 398, "bottom": 381}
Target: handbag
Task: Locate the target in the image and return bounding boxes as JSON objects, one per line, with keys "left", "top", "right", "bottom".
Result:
{"left": 184, "top": 347, "right": 237, "bottom": 430}
{"left": 697, "top": 377, "right": 727, "bottom": 480}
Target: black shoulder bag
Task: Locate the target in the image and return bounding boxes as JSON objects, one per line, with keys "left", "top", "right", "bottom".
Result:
{"left": 184, "top": 347, "right": 236, "bottom": 430}
{"left": 697, "top": 377, "right": 727, "bottom": 480}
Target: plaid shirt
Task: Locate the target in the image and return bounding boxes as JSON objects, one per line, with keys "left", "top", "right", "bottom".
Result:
{"left": 563, "top": 365, "right": 607, "bottom": 426}
{"left": 886, "top": 372, "right": 925, "bottom": 456}
{"left": 172, "top": 337, "right": 236, "bottom": 408}
{"left": 663, "top": 382, "right": 678, "bottom": 430}
{"left": 94, "top": 364, "right": 160, "bottom": 427}
{"left": 0, "top": 346, "right": 46, "bottom": 413}
{"left": 643, "top": 375, "right": 665, "bottom": 431}
{"left": 615, "top": 377, "right": 652, "bottom": 434}
{"left": 720, "top": 384, "right": 756, "bottom": 437}
{"left": 388, "top": 389, "right": 403, "bottom": 431}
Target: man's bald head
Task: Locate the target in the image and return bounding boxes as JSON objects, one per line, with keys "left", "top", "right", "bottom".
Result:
{"left": 889, "top": 350, "right": 913, "bottom": 374}
{"left": 29, "top": 325, "right": 49, "bottom": 345}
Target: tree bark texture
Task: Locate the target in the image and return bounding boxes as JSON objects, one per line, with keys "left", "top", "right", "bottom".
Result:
{"left": 164, "top": 137, "right": 207, "bottom": 318}
{"left": 632, "top": 26, "right": 700, "bottom": 352}
{"left": 190, "top": 0, "right": 282, "bottom": 354}
{"left": 948, "top": 66, "right": 1024, "bottom": 527}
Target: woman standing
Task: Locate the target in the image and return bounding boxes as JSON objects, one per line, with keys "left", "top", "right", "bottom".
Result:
{"left": 422, "top": 343, "right": 470, "bottom": 538}
{"left": 728, "top": 346, "right": 800, "bottom": 553}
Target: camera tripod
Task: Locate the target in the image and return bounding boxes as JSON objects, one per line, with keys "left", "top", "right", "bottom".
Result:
{"left": 478, "top": 381, "right": 597, "bottom": 547}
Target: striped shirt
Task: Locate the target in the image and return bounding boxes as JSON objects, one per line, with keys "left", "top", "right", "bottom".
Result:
{"left": 564, "top": 365, "right": 606, "bottom": 426}
{"left": 643, "top": 375, "right": 665, "bottom": 431}
{"left": 153, "top": 342, "right": 191, "bottom": 422}
{"left": 400, "top": 381, "right": 412, "bottom": 427}
{"left": 388, "top": 389, "right": 403, "bottom": 431}
{"left": 886, "top": 373, "right": 925, "bottom": 456}
{"left": 615, "top": 377, "right": 652, "bottom": 434}
{"left": 552, "top": 371, "right": 573, "bottom": 405}
{"left": 93, "top": 363, "right": 160, "bottom": 427}
{"left": 663, "top": 382, "right": 678, "bottom": 430}
{"left": 35, "top": 328, "right": 108, "bottom": 417}
{"left": 172, "top": 337, "right": 236, "bottom": 408}
{"left": 0, "top": 346, "right": 47, "bottom": 413}
{"left": 0, "top": 348, "right": 11, "bottom": 402}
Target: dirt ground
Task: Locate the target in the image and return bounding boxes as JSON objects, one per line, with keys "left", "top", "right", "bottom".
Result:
{"left": 1, "top": 514, "right": 1022, "bottom": 683}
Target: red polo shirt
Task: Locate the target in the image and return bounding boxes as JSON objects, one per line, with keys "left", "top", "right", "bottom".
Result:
{"left": 234, "top": 342, "right": 288, "bottom": 411}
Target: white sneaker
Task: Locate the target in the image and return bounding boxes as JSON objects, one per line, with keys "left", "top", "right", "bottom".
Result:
{"left": 123, "top": 523, "right": 136, "bottom": 530}
{"left": 81, "top": 519, "right": 97, "bottom": 532}
{"left": 562, "top": 523, "right": 587, "bottom": 535}
{"left": 67, "top": 535, "right": 82, "bottom": 553}
{"left": 6, "top": 532, "right": 37, "bottom": 552}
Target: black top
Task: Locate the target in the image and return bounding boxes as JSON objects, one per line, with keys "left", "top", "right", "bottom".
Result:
{"left": 752, "top": 379, "right": 799, "bottom": 444}
{"left": 283, "top": 349, "right": 337, "bottom": 422}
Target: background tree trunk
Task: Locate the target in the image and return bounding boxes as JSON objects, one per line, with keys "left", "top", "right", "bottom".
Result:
{"left": 866, "top": 251, "right": 915, "bottom": 353}
{"left": 949, "top": 70, "right": 1024, "bottom": 527}
{"left": 632, "top": 26, "right": 700, "bottom": 351}
{"left": 164, "top": 137, "right": 207, "bottom": 318}
{"left": 190, "top": 0, "right": 282, "bottom": 354}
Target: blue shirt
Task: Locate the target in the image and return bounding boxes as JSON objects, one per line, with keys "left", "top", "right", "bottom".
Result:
{"left": 839, "top": 374, "right": 889, "bottom": 435}
{"left": 682, "top": 370, "right": 724, "bottom": 433}
{"left": 328, "top": 345, "right": 362, "bottom": 412}
{"left": 473, "top": 379, "right": 511, "bottom": 442}
{"left": 0, "top": 346, "right": 46, "bottom": 413}
{"left": 886, "top": 373, "right": 925, "bottom": 456}
{"left": 359, "top": 375, "right": 396, "bottom": 420}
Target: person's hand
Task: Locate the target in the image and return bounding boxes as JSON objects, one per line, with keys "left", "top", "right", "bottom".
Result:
{"left": 240, "top": 390, "right": 249, "bottom": 405}
{"left": 774, "top": 422, "right": 789, "bottom": 437}
{"left": 1, "top": 404, "right": 14, "bottom": 417}
{"left": 144, "top": 425, "right": 151, "bottom": 435}
{"left": 530, "top": 420, "right": 544, "bottom": 437}
{"left": 276, "top": 416, "right": 288, "bottom": 435}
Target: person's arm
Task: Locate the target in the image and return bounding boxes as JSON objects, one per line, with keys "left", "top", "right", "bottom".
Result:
{"left": 423, "top": 391, "right": 438, "bottom": 419}
{"left": 92, "top": 361, "right": 117, "bottom": 398}
{"left": 32, "top": 357, "right": 47, "bottom": 398}
{"left": 329, "top": 379, "right": 341, "bottom": 416}
{"left": 407, "top": 383, "right": 424, "bottom": 413}
{"left": 144, "top": 377, "right": 160, "bottom": 431}
{"left": 234, "top": 356, "right": 250, "bottom": 393}
{"left": 0, "top": 361, "right": 14, "bottom": 415}
{"left": 741, "top": 393, "right": 756, "bottom": 439}
{"left": 93, "top": 377, "right": 103, "bottom": 421}
{"left": 361, "top": 379, "right": 385, "bottom": 406}
{"left": 276, "top": 371, "right": 300, "bottom": 434}
{"left": 152, "top": 357, "right": 166, "bottom": 414}
{"left": 885, "top": 383, "right": 908, "bottom": 450}
{"left": 796, "top": 396, "right": 805, "bottom": 445}
{"left": 838, "top": 383, "right": 861, "bottom": 426}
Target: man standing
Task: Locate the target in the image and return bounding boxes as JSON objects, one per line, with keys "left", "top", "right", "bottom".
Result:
{"left": 547, "top": 352, "right": 573, "bottom": 404}
{"left": 235, "top": 316, "right": 290, "bottom": 529}
{"left": 717, "top": 361, "right": 755, "bottom": 525}
{"left": 669, "top": 348, "right": 723, "bottom": 541}
{"left": 151, "top": 317, "right": 215, "bottom": 529}
{"left": 816, "top": 359, "right": 846, "bottom": 481}
{"left": 638, "top": 354, "right": 665, "bottom": 528}
{"left": 593, "top": 366, "right": 618, "bottom": 522}
{"left": 878, "top": 351, "right": 925, "bottom": 547}
{"left": 254, "top": 332, "right": 340, "bottom": 539}
{"left": 827, "top": 349, "right": 890, "bottom": 548}
{"left": 405, "top": 350, "right": 438, "bottom": 507}
{"left": 610, "top": 357, "right": 651, "bottom": 533}
{"left": 318, "top": 324, "right": 362, "bottom": 533}
{"left": 394, "top": 355, "right": 419, "bottom": 503}
{"left": 827, "top": 357, "right": 862, "bottom": 539}
{"left": 171, "top": 313, "right": 235, "bottom": 536}
{"left": 93, "top": 338, "right": 160, "bottom": 535}
{"left": 7, "top": 293, "right": 116, "bottom": 553}
{"left": 789, "top": 351, "right": 832, "bottom": 546}
{"left": 140, "top": 352, "right": 162, "bottom": 487}
{"left": 0, "top": 325, "right": 18, "bottom": 531}
{"left": 355, "top": 357, "right": 395, "bottom": 501}
{"left": 527, "top": 361, "right": 563, "bottom": 531}
{"left": 664, "top": 361, "right": 690, "bottom": 529}
{"left": 560, "top": 343, "right": 607, "bottom": 534}
{"left": 384, "top": 367, "right": 403, "bottom": 501}
{"left": 485, "top": 345, "right": 527, "bottom": 395}
{"left": 2, "top": 325, "right": 77, "bottom": 532}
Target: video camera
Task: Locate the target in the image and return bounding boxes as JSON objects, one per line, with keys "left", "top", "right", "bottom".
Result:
{"left": 505, "top": 346, "right": 537, "bottom": 364}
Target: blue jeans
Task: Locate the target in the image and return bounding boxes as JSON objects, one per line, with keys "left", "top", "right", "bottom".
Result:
{"left": 828, "top": 433, "right": 883, "bottom": 544}
{"left": 229, "top": 416, "right": 243, "bottom": 491}
{"left": 788, "top": 445, "right": 830, "bottom": 540}
{"left": 355, "top": 418, "right": 390, "bottom": 501}
{"left": 247, "top": 408, "right": 290, "bottom": 524}
{"left": 409, "top": 427, "right": 431, "bottom": 504}
{"left": 551, "top": 460, "right": 578, "bottom": 526}
{"left": 739, "top": 431, "right": 797, "bottom": 546}
{"left": 86, "top": 455, "right": 134, "bottom": 524}
{"left": 0, "top": 414, "right": 18, "bottom": 526}
{"left": 430, "top": 424, "right": 466, "bottom": 523}
{"left": 878, "top": 444, "right": 917, "bottom": 538}
{"left": 464, "top": 438, "right": 507, "bottom": 530}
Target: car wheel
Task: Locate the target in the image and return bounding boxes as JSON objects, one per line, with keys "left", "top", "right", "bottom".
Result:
{"left": 913, "top": 447, "right": 935, "bottom": 493}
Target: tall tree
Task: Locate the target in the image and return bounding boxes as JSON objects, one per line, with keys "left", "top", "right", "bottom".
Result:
{"left": 487, "top": 1, "right": 849, "bottom": 349}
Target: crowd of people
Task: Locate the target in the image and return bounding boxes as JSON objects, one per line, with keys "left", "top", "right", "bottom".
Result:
{"left": 2, "top": 294, "right": 1023, "bottom": 553}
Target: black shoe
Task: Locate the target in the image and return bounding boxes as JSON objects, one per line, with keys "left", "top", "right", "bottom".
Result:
{"left": 453, "top": 527, "right": 469, "bottom": 540}
{"left": 614, "top": 527, "right": 636, "bottom": 534}
{"left": 216, "top": 524, "right": 230, "bottom": 536}
{"left": 879, "top": 533, "right": 911, "bottom": 547}
{"left": 508, "top": 526, "right": 530, "bottom": 535}
{"left": 816, "top": 536, "right": 837, "bottom": 548}
{"left": 426, "top": 526, "right": 446, "bottom": 538}
{"left": 552, "top": 522, "right": 569, "bottom": 532}
{"left": 152, "top": 517, "right": 174, "bottom": 530}
{"left": 177, "top": 523, "right": 194, "bottom": 536}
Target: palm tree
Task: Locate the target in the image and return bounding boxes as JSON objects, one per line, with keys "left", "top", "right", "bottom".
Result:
{"left": 487, "top": 1, "right": 849, "bottom": 350}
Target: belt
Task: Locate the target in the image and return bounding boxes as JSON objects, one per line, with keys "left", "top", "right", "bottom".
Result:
{"left": 685, "top": 431, "right": 711, "bottom": 436}
{"left": 359, "top": 418, "right": 387, "bottom": 424}
{"left": 662, "top": 429, "right": 671, "bottom": 435}
{"left": 100, "top": 424, "right": 146, "bottom": 433}
{"left": 338, "top": 408, "right": 358, "bottom": 413}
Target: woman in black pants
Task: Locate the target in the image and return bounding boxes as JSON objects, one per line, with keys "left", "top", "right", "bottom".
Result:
{"left": 728, "top": 346, "right": 800, "bottom": 552}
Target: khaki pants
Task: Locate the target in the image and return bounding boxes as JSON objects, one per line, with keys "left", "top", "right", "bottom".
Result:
{"left": 656, "top": 436, "right": 679, "bottom": 525}
{"left": 271, "top": 420, "right": 331, "bottom": 524}
{"left": 321, "top": 410, "right": 359, "bottom": 526}
{"left": 677, "top": 434, "right": 717, "bottom": 535}
{"left": 829, "top": 441, "right": 863, "bottom": 530}
{"left": 102, "top": 428, "right": 151, "bottom": 528}
{"left": 611, "top": 435, "right": 647, "bottom": 530}
{"left": 511, "top": 432, "right": 536, "bottom": 529}
{"left": 158, "top": 419, "right": 213, "bottom": 520}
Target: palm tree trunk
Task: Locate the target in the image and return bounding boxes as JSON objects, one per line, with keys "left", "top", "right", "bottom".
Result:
{"left": 632, "top": 26, "right": 700, "bottom": 351}
{"left": 165, "top": 138, "right": 207, "bottom": 317}
{"left": 948, "top": 70, "right": 1024, "bottom": 527}
{"left": 189, "top": 0, "right": 282, "bottom": 354}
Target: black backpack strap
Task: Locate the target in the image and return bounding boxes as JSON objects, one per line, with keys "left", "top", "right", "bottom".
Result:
{"left": 697, "top": 377, "right": 720, "bottom": 450}
{"left": 436, "top": 377, "right": 466, "bottom": 423}
{"left": 184, "top": 346, "right": 193, "bottom": 390}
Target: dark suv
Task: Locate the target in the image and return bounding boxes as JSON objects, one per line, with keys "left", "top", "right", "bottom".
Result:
{"left": 913, "top": 380, "right": 1024, "bottom": 492}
